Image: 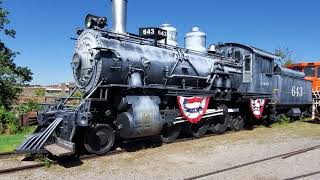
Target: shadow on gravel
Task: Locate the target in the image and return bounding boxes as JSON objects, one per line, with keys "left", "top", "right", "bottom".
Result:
{"left": 117, "top": 137, "right": 163, "bottom": 152}
{"left": 304, "top": 119, "right": 320, "bottom": 125}
{"left": 57, "top": 156, "right": 83, "bottom": 168}
{"left": 44, "top": 123, "right": 279, "bottom": 168}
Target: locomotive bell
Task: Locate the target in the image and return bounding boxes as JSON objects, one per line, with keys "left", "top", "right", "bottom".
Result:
{"left": 208, "top": 44, "right": 217, "bottom": 54}
{"left": 185, "top": 27, "right": 207, "bottom": 53}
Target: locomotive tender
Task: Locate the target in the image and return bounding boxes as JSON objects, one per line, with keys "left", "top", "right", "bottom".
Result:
{"left": 17, "top": 0, "right": 312, "bottom": 156}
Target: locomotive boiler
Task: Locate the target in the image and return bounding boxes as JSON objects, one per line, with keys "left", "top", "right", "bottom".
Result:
{"left": 16, "top": 0, "right": 312, "bottom": 156}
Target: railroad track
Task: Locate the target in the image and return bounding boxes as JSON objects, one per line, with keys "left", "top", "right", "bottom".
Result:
{"left": 185, "top": 145, "right": 320, "bottom": 180}
{"left": 0, "top": 131, "right": 228, "bottom": 175}
{"left": 0, "top": 151, "right": 17, "bottom": 159}
{"left": 0, "top": 149, "right": 126, "bottom": 175}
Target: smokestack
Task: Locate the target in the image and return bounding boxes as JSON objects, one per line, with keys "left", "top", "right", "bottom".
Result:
{"left": 111, "top": 0, "right": 127, "bottom": 34}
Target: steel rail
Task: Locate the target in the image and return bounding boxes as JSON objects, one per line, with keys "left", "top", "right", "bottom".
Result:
{"left": 0, "top": 149, "right": 126, "bottom": 175}
{"left": 0, "top": 151, "right": 17, "bottom": 159}
{"left": 185, "top": 145, "right": 320, "bottom": 180}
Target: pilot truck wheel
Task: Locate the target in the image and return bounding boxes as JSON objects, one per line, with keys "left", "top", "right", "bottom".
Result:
{"left": 84, "top": 124, "right": 115, "bottom": 155}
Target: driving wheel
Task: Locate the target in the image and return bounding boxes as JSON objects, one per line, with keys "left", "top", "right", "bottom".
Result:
{"left": 161, "top": 124, "right": 182, "bottom": 143}
{"left": 188, "top": 120, "right": 210, "bottom": 138}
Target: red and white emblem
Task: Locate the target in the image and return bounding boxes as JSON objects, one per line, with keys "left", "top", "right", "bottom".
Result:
{"left": 250, "top": 99, "right": 266, "bottom": 119}
{"left": 177, "top": 96, "right": 210, "bottom": 124}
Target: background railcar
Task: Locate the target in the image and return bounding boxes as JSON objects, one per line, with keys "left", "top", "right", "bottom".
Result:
{"left": 287, "top": 62, "right": 320, "bottom": 91}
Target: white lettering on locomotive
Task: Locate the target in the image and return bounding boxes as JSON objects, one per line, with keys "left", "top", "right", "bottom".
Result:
{"left": 291, "top": 86, "right": 303, "bottom": 97}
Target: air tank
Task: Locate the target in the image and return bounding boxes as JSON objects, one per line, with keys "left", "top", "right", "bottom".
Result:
{"left": 185, "top": 27, "right": 206, "bottom": 53}
{"left": 158, "top": 24, "right": 178, "bottom": 47}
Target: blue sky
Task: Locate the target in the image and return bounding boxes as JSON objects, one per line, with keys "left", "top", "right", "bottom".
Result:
{"left": 2, "top": 0, "right": 320, "bottom": 85}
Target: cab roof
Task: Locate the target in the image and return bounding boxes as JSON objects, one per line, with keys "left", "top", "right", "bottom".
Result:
{"left": 223, "top": 43, "right": 280, "bottom": 60}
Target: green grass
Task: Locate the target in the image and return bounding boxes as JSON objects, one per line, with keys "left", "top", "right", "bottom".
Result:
{"left": 0, "top": 126, "right": 36, "bottom": 153}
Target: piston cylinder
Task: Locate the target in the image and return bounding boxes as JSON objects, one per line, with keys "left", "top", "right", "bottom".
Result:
{"left": 115, "top": 96, "right": 163, "bottom": 139}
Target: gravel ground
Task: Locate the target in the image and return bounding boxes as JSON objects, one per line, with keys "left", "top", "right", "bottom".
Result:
{"left": 1, "top": 121, "right": 320, "bottom": 180}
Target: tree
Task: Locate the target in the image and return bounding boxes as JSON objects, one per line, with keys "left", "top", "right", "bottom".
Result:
{"left": 0, "top": 1, "right": 33, "bottom": 109}
{"left": 35, "top": 88, "right": 46, "bottom": 97}
{"left": 275, "top": 47, "right": 294, "bottom": 67}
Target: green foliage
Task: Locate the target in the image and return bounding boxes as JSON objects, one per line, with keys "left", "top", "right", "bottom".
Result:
{"left": 0, "top": 105, "right": 21, "bottom": 134}
{"left": 271, "top": 114, "right": 291, "bottom": 127}
{"left": 66, "top": 90, "right": 83, "bottom": 107}
{"left": 277, "top": 114, "right": 291, "bottom": 124}
{"left": 0, "top": 125, "right": 36, "bottom": 152}
{"left": 282, "top": 59, "right": 293, "bottom": 68}
{"left": 16, "top": 99, "right": 42, "bottom": 114}
{"left": 0, "top": 99, "right": 40, "bottom": 134}
{"left": 34, "top": 154, "right": 53, "bottom": 168}
{"left": 35, "top": 88, "right": 46, "bottom": 97}
{"left": 0, "top": 1, "right": 33, "bottom": 109}
{"left": 72, "top": 90, "right": 84, "bottom": 98}
{"left": 275, "top": 47, "right": 294, "bottom": 68}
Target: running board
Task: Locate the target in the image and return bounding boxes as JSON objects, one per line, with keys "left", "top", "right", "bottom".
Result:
{"left": 174, "top": 108, "right": 239, "bottom": 124}
{"left": 16, "top": 117, "right": 63, "bottom": 154}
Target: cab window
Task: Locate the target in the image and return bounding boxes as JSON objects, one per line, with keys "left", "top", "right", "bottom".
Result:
{"left": 233, "top": 51, "right": 242, "bottom": 62}
{"left": 304, "top": 66, "right": 315, "bottom": 77}
{"left": 244, "top": 57, "right": 251, "bottom": 71}
{"left": 317, "top": 67, "right": 320, "bottom": 78}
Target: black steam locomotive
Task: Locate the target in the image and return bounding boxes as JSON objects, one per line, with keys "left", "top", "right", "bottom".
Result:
{"left": 17, "top": 0, "right": 312, "bottom": 156}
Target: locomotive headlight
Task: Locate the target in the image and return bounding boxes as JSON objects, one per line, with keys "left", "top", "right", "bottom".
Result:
{"left": 85, "top": 15, "right": 94, "bottom": 29}
{"left": 85, "top": 14, "right": 107, "bottom": 29}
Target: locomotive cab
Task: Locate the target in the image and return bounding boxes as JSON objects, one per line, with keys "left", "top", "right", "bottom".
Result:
{"left": 217, "top": 43, "right": 276, "bottom": 96}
